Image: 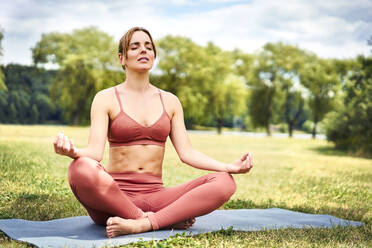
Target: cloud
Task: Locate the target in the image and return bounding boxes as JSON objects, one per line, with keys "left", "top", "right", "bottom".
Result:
{"left": 0, "top": 0, "right": 371, "bottom": 65}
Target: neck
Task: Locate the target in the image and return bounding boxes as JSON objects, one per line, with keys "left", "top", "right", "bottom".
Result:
{"left": 123, "top": 69, "right": 151, "bottom": 93}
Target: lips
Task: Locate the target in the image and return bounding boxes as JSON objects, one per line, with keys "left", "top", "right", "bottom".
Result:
{"left": 137, "top": 57, "right": 149, "bottom": 62}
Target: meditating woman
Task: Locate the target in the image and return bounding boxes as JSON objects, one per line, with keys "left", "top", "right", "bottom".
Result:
{"left": 53, "top": 27, "right": 253, "bottom": 238}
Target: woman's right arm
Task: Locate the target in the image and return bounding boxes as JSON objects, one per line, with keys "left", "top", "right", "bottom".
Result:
{"left": 53, "top": 90, "right": 110, "bottom": 162}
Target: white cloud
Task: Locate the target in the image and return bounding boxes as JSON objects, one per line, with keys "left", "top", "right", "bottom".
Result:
{"left": 0, "top": 0, "right": 371, "bottom": 65}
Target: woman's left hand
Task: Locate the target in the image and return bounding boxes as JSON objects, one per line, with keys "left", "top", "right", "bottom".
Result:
{"left": 226, "top": 152, "right": 253, "bottom": 174}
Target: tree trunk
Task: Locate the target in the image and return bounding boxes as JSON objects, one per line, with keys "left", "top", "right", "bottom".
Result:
{"left": 72, "top": 106, "right": 82, "bottom": 125}
{"left": 217, "top": 119, "right": 223, "bottom": 135}
{"left": 266, "top": 123, "right": 271, "bottom": 136}
{"left": 312, "top": 121, "right": 317, "bottom": 139}
{"left": 265, "top": 88, "right": 274, "bottom": 137}
{"left": 288, "top": 121, "right": 294, "bottom": 138}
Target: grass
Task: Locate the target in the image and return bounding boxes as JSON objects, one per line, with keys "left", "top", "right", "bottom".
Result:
{"left": 0, "top": 124, "right": 371, "bottom": 247}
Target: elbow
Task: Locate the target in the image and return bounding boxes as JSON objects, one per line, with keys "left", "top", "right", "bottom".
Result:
{"left": 180, "top": 155, "right": 187, "bottom": 164}
{"left": 89, "top": 152, "right": 102, "bottom": 163}
{"left": 95, "top": 153, "right": 103, "bottom": 162}
{"left": 179, "top": 148, "right": 193, "bottom": 164}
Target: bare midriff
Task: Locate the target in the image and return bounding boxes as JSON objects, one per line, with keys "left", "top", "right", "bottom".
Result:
{"left": 106, "top": 145, "right": 164, "bottom": 176}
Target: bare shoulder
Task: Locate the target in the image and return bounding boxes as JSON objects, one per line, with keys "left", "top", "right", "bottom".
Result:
{"left": 160, "top": 90, "right": 183, "bottom": 118}
{"left": 160, "top": 90, "right": 181, "bottom": 107}
{"left": 91, "top": 87, "right": 116, "bottom": 110}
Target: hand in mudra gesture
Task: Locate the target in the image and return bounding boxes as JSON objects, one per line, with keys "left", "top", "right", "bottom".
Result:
{"left": 226, "top": 153, "right": 253, "bottom": 174}
{"left": 53, "top": 131, "right": 78, "bottom": 159}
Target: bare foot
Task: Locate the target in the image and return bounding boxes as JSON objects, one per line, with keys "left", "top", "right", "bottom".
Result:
{"left": 164, "top": 218, "right": 196, "bottom": 230}
{"left": 106, "top": 216, "right": 152, "bottom": 238}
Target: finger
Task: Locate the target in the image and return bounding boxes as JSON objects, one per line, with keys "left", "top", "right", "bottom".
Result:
{"left": 55, "top": 134, "right": 64, "bottom": 153}
{"left": 69, "top": 138, "right": 75, "bottom": 155}
{"left": 62, "top": 136, "right": 70, "bottom": 152}
{"left": 243, "top": 159, "right": 250, "bottom": 170}
{"left": 240, "top": 153, "right": 249, "bottom": 161}
{"left": 57, "top": 132, "right": 64, "bottom": 147}
{"left": 247, "top": 152, "right": 252, "bottom": 166}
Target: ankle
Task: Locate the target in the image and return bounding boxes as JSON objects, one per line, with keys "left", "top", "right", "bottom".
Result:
{"left": 139, "top": 217, "right": 152, "bottom": 232}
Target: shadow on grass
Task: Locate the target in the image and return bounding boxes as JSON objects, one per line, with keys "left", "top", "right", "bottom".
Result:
{"left": 311, "top": 146, "right": 372, "bottom": 159}
{"left": 223, "top": 199, "right": 370, "bottom": 224}
{"left": 0, "top": 192, "right": 85, "bottom": 221}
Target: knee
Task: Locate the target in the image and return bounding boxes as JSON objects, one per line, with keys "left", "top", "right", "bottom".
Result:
{"left": 68, "top": 157, "right": 98, "bottom": 185}
{"left": 214, "top": 172, "right": 236, "bottom": 202}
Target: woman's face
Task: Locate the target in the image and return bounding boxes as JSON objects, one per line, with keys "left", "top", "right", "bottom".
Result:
{"left": 119, "top": 31, "right": 155, "bottom": 72}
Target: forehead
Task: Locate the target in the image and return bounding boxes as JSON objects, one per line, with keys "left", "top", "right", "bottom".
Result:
{"left": 130, "top": 31, "right": 152, "bottom": 43}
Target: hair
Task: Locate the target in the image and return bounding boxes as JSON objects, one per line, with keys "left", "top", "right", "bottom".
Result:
{"left": 118, "top": 27, "right": 157, "bottom": 71}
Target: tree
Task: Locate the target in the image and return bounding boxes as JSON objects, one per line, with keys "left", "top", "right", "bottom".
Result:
{"left": 1, "top": 64, "right": 60, "bottom": 124}
{"left": 0, "top": 26, "right": 6, "bottom": 91}
{"left": 32, "top": 27, "right": 122, "bottom": 124}
{"left": 156, "top": 36, "right": 209, "bottom": 127}
{"left": 326, "top": 55, "right": 372, "bottom": 155}
{"left": 283, "top": 91, "right": 305, "bottom": 137}
{"left": 247, "top": 42, "right": 306, "bottom": 136}
{"left": 30, "top": 104, "right": 39, "bottom": 124}
{"left": 211, "top": 73, "right": 247, "bottom": 133}
{"left": 156, "top": 37, "right": 247, "bottom": 132}
{"left": 299, "top": 56, "right": 340, "bottom": 138}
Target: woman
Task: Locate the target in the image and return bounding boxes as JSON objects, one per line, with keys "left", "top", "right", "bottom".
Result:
{"left": 53, "top": 27, "right": 253, "bottom": 238}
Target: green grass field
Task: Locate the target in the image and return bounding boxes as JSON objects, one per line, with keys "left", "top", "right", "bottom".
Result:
{"left": 0, "top": 124, "right": 371, "bottom": 247}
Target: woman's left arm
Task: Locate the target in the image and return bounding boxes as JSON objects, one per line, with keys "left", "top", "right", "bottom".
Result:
{"left": 168, "top": 93, "right": 253, "bottom": 174}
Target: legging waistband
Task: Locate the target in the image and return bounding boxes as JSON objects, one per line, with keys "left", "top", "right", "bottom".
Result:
{"left": 107, "top": 170, "right": 163, "bottom": 193}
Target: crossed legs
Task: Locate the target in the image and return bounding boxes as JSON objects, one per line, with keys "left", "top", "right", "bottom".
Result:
{"left": 68, "top": 157, "right": 236, "bottom": 237}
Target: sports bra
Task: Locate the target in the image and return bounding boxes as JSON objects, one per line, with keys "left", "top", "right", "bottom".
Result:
{"left": 108, "top": 87, "right": 171, "bottom": 147}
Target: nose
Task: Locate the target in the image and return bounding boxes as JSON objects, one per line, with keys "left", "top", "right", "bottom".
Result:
{"left": 139, "top": 45, "right": 147, "bottom": 54}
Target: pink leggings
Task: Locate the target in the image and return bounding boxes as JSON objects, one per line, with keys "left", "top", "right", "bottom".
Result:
{"left": 68, "top": 157, "right": 236, "bottom": 230}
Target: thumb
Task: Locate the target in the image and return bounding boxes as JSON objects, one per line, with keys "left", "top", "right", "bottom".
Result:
{"left": 70, "top": 139, "right": 78, "bottom": 156}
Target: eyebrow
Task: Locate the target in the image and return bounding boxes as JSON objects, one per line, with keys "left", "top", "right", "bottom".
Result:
{"left": 129, "top": 41, "right": 153, "bottom": 46}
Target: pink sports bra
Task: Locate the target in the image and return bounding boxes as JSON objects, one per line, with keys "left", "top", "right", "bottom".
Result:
{"left": 108, "top": 87, "right": 171, "bottom": 147}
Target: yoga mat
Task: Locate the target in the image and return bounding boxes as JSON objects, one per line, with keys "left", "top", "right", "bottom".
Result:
{"left": 0, "top": 208, "right": 363, "bottom": 248}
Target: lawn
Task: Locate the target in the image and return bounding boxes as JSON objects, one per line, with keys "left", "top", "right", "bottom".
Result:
{"left": 0, "top": 124, "right": 371, "bottom": 247}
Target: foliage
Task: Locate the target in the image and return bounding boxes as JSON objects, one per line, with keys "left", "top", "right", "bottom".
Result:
{"left": 1, "top": 27, "right": 369, "bottom": 140}
{"left": 156, "top": 36, "right": 247, "bottom": 131}
{"left": 0, "top": 26, "right": 6, "bottom": 91}
{"left": 325, "top": 55, "right": 372, "bottom": 156}
{"left": 299, "top": 56, "right": 341, "bottom": 138}
{"left": 0, "top": 64, "right": 60, "bottom": 124}
{"left": 32, "top": 27, "right": 122, "bottom": 124}
{"left": 245, "top": 42, "right": 307, "bottom": 136}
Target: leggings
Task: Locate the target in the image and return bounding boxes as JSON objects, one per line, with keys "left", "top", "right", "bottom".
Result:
{"left": 68, "top": 157, "right": 236, "bottom": 230}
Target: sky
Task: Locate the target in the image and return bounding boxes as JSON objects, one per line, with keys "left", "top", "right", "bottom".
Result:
{"left": 1, "top": 0, "right": 371, "bottom": 65}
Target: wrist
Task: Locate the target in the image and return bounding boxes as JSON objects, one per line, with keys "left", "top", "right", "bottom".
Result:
{"left": 224, "top": 163, "right": 231, "bottom": 173}
{"left": 71, "top": 148, "right": 80, "bottom": 159}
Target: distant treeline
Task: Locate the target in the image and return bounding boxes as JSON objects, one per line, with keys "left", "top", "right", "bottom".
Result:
{"left": 0, "top": 64, "right": 63, "bottom": 124}
{"left": 0, "top": 27, "right": 371, "bottom": 155}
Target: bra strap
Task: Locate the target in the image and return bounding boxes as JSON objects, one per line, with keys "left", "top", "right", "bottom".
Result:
{"left": 114, "top": 87, "right": 123, "bottom": 112}
{"left": 158, "top": 89, "right": 166, "bottom": 110}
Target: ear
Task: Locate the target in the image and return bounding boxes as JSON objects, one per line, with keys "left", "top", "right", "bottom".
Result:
{"left": 118, "top": 53, "right": 126, "bottom": 66}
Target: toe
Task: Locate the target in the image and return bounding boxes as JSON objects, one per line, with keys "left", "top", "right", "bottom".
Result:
{"left": 106, "top": 217, "right": 113, "bottom": 226}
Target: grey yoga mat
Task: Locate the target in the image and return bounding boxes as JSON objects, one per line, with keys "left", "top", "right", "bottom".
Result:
{"left": 0, "top": 208, "right": 363, "bottom": 248}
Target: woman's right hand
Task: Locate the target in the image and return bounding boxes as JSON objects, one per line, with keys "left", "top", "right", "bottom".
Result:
{"left": 53, "top": 131, "right": 78, "bottom": 159}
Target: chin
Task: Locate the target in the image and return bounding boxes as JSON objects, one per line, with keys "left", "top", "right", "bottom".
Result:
{"left": 135, "top": 65, "right": 153, "bottom": 72}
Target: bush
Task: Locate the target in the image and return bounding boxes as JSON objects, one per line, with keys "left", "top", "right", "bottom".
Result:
{"left": 325, "top": 56, "right": 372, "bottom": 156}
